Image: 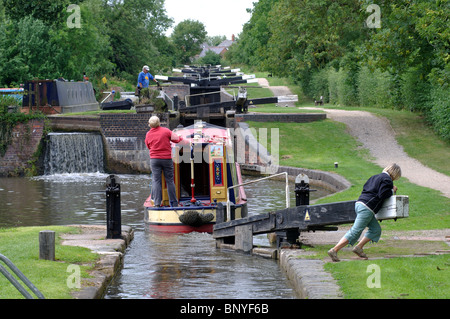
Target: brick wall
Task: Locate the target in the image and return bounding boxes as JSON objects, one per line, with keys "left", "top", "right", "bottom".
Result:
{"left": 99, "top": 113, "right": 170, "bottom": 173}
{"left": 161, "top": 84, "right": 190, "bottom": 102}
{"left": 0, "top": 119, "right": 44, "bottom": 176}
{"left": 47, "top": 115, "right": 101, "bottom": 132}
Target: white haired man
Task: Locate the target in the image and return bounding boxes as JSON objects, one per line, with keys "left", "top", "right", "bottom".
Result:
{"left": 145, "top": 116, "right": 184, "bottom": 207}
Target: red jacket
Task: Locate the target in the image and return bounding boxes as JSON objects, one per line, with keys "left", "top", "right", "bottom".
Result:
{"left": 145, "top": 126, "right": 183, "bottom": 159}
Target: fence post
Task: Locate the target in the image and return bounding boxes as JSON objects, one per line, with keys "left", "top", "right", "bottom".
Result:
{"left": 39, "top": 230, "right": 55, "bottom": 261}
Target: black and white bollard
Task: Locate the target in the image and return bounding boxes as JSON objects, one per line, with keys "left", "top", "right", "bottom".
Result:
{"left": 106, "top": 175, "right": 121, "bottom": 239}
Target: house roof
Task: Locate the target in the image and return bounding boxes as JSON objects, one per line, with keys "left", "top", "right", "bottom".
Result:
{"left": 197, "top": 38, "right": 235, "bottom": 58}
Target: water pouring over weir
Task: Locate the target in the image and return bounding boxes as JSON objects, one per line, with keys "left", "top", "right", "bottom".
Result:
{"left": 43, "top": 132, "right": 104, "bottom": 175}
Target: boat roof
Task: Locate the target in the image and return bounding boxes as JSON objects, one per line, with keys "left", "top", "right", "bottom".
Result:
{"left": 173, "top": 121, "right": 232, "bottom": 146}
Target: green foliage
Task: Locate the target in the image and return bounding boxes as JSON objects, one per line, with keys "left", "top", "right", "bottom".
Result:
{"left": 357, "top": 66, "right": 395, "bottom": 108}
{"left": 171, "top": 19, "right": 207, "bottom": 64}
{"left": 0, "top": 96, "right": 45, "bottom": 157}
{"left": 327, "top": 67, "right": 358, "bottom": 106}
{"left": 0, "top": 0, "right": 176, "bottom": 86}
{"left": 103, "top": 0, "right": 173, "bottom": 78}
{"left": 3, "top": 0, "right": 71, "bottom": 26}
{"left": 428, "top": 84, "right": 450, "bottom": 140}
{"left": 195, "top": 51, "right": 223, "bottom": 66}
{"left": 139, "top": 88, "right": 166, "bottom": 111}
{"left": 230, "top": 0, "right": 450, "bottom": 140}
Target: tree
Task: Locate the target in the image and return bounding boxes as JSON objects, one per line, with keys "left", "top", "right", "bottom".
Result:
{"left": 104, "top": 0, "right": 173, "bottom": 79}
{"left": 206, "top": 35, "right": 226, "bottom": 46}
{"left": 227, "top": 0, "right": 277, "bottom": 68}
{"left": 52, "top": 0, "right": 114, "bottom": 80}
{"left": 171, "top": 19, "right": 207, "bottom": 64}
{"left": 3, "top": 0, "right": 72, "bottom": 27}
{"left": 196, "top": 50, "right": 222, "bottom": 66}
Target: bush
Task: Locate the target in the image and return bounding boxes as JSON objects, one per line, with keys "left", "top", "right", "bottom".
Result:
{"left": 195, "top": 50, "right": 223, "bottom": 66}
{"left": 327, "top": 67, "right": 356, "bottom": 106}
{"left": 400, "top": 67, "right": 431, "bottom": 112}
{"left": 309, "top": 68, "right": 329, "bottom": 103}
{"left": 428, "top": 84, "right": 450, "bottom": 141}
{"left": 0, "top": 95, "right": 45, "bottom": 156}
{"left": 357, "top": 66, "right": 395, "bottom": 108}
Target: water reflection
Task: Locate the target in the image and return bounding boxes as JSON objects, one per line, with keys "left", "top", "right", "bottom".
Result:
{"left": 106, "top": 231, "right": 296, "bottom": 299}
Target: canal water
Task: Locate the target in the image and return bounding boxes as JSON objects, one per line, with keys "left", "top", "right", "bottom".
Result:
{"left": 0, "top": 173, "right": 330, "bottom": 299}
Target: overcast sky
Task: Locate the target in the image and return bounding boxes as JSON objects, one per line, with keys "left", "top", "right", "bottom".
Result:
{"left": 164, "top": 0, "right": 258, "bottom": 39}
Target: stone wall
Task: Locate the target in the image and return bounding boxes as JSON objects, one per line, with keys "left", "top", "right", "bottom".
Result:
{"left": 235, "top": 113, "right": 326, "bottom": 123}
{"left": 99, "top": 113, "right": 157, "bottom": 173}
{"left": 47, "top": 116, "right": 101, "bottom": 132}
{"left": 0, "top": 119, "right": 45, "bottom": 176}
{"left": 161, "top": 84, "right": 190, "bottom": 103}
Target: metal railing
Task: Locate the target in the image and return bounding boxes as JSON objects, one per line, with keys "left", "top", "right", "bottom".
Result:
{"left": 160, "top": 91, "right": 174, "bottom": 110}
{"left": 0, "top": 253, "right": 45, "bottom": 299}
{"left": 226, "top": 172, "right": 290, "bottom": 221}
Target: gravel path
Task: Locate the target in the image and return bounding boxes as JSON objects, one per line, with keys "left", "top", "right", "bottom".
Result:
{"left": 304, "top": 107, "right": 450, "bottom": 198}
{"left": 258, "top": 78, "right": 296, "bottom": 107}
{"left": 257, "top": 77, "right": 450, "bottom": 197}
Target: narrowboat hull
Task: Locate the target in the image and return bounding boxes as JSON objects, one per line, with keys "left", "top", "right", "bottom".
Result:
{"left": 144, "top": 203, "right": 247, "bottom": 233}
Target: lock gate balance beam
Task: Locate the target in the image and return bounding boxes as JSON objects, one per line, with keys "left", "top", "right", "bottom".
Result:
{"left": 213, "top": 196, "right": 409, "bottom": 253}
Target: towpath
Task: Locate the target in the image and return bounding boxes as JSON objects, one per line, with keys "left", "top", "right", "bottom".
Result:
{"left": 258, "top": 77, "right": 450, "bottom": 197}
{"left": 257, "top": 78, "right": 296, "bottom": 107}
{"left": 304, "top": 107, "right": 450, "bottom": 198}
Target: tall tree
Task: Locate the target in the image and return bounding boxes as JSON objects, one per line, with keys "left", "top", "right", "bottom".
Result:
{"left": 171, "top": 19, "right": 207, "bottom": 64}
{"left": 3, "top": 0, "right": 72, "bottom": 26}
{"left": 103, "top": 0, "right": 172, "bottom": 79}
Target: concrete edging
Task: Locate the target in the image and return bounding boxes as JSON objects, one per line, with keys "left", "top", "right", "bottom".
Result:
{"left": 279, "top": 250, "right": 343, "bottom": 299}
{"left": 60, "top": 225, "right": 134, "bottom": 299}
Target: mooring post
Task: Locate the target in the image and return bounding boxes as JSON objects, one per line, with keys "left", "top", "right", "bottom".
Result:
{"left": 295, "top": 174, "right": 310, "bottom": 206}
{"left": 39, "top": 230, "right": 55, "bottom": 261}
{"left": 173, "top": 94, "right": 179, "bottom": 111}
{"left": 235, "top": 225, "right": 253, "bottom": 253}
{"left": 216, "top": 202, "right": 225, "bottom": 224}
{"left": 106, "top": 174, "right": 121, "bottom": 239}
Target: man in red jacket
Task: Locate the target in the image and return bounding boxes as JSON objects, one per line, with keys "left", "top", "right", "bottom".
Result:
{"left": 145, "top": 116, "right": 184, "bottom": 207}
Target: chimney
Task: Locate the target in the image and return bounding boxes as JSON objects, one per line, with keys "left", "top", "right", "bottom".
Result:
{"left": 232, "top": 34, "right": 235, "bottom": 42}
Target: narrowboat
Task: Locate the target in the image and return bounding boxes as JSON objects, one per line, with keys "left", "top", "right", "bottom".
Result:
{"left": 144, "top": 121, "right": 248, "bottom": 233}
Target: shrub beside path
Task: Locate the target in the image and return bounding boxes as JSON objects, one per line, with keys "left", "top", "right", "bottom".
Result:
{"left": 257, "top": 77, "right": 450, "bottom": 197}
{"left": 304, "top": 107, "right": 450, "bottom": 198}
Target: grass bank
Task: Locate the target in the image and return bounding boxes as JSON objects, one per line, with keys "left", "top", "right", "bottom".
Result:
{"left": 0, "top": 226, "right": 98, "bottom": 299}
{"left": 246, "top": 75, "right": 449, "bottom": 299}
{"left": 324, "top": 254, "right": 449, "bottom": 299}
{"left": 247, "top": 119, "right": 449, "bottom": 231}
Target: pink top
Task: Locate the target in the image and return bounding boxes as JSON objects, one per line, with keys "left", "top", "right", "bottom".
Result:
{"left": 145, "top": 126, "right": 183, "bottom": 159}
